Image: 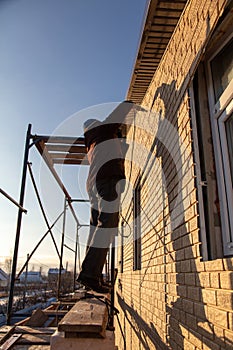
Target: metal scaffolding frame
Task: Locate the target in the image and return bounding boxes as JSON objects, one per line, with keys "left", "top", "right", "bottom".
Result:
{"left": 6, "top": 123, "right": 89, "bottom": 324}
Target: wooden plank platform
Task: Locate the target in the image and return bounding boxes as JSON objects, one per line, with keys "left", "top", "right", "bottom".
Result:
{"left": 50, "top": 330, "right": 116, "bottom": 350}
{"left": 0, "top": 293, "right": 112, "bottom": 349}
{"left": 58, "top": 293, "right": 109, "bottom": 338}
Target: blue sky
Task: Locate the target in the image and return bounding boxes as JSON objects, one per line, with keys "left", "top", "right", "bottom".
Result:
{"left": 0, "top": 0, "right": 147, "bottom": 272}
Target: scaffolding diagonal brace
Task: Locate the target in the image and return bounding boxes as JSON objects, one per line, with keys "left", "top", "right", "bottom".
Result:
{"left": 27, "top": 162, "right": 61, "bottom": 259}
{"left": 16, "top": 209, "right": 65, "bottom": 280}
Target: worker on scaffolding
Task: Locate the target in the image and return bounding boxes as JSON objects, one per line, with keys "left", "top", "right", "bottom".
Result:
{"left": 77, "top": 101, "right": 133, "bottom": 293}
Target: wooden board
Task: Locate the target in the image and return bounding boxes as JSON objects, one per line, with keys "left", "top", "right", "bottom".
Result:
{"left": 0, "top": 334, "right": 22, "bottom": 349}
{"left": 0, "top": 326, "right": 16, "bottom": 345}
{"left": 0, "top": 324, "right": 54, "bottom": 349}
{"left": 15, "top": 327, "right": 56, "bottom": 335}
{"left": 13, "top": 346, "right": 50, "bottom": 350}
{"left": 51, "top": 301, "right": 76, "bottom": 306}
{"left": 24, "top": 309, "right": 48, "bottom": 327}
{"left": 0, "top": 326, "right": 15, "bottom": 334}
{"left": 58, "top": 296, "right": 108, "bottom": 338}
{"left": 43, "top": 310, "right": 67, "bottom": 316}
{"left": 16, "top": 334, "right": 50, "bottom": 345}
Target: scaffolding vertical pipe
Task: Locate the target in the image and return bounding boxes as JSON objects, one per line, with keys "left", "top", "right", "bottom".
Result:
{"left": 73, "top": 224, "right": 79, "bottom": 291}
{"left": 57, "top": 196, "right": 67, "bottom": 300}
{"left": 77, "top": 229, "right": 81, "bottom": 272}
{"left": 7, "top": 124, "right": 32, "bottom": 325}
{"left": 107, "top": 250, "right": 110, "bottom": 281}
{"left": 22, "top": 253, "right": 29, "bottom": 309}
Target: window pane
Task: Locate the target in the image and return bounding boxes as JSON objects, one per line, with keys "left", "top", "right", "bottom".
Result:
{"left": 226, "top": 113, "right": 233, "bottom": 184}
{"left": 211, "top": 38, "right": 233, "bottom": 102}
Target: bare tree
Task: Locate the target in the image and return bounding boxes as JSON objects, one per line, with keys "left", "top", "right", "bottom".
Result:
{"left": 4, "top": 257, "right": 12, "bottom": 275}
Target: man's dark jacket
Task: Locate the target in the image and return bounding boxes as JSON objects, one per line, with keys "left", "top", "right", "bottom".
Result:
{"left": 84, "top": 101, "right": 134, "bottom": 192}
{"left": 84, "top": 122, "right": 125, "bottom": 192}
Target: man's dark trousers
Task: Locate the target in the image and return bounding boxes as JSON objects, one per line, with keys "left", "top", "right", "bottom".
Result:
{"left": 80, "top": 178, "right": 121, "bottom": 281}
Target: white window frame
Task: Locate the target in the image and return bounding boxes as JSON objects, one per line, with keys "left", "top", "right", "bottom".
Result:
{"left": 133, "top": 175, "right": 141, "bottom": 270}
{"left": 189, "top": 85, "right": 209, "bottom": 260}
{"left": 206, "top": 34, "right": 233, "bottom": 256}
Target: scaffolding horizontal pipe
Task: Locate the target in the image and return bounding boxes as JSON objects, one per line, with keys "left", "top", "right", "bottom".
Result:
{"left": 46, "top": 144, "right": 86, "bottom": 153}
{"left": 50, "top": 152, "right": 86, "bottom": 159}
{"left": 0, "top": 188, "right": 27, "bottom": 213}
{"left": 31, "top": 135, "right": 85, "bottom": 145}
{"left": 53, "top": 159, "right": 89, "bottom": 165}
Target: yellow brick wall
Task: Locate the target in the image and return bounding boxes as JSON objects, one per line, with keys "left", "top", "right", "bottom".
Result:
{"left": 115, "top": 0, "right": 233, "bottom": 349}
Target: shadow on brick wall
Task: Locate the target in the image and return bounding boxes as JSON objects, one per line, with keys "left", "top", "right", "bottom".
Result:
{"left": 152, "top": 81, "right": 232, "bottom": 349}
{"left": 117, "top": 292, "right": 169, "bottom": 350}
{"left": 117, "top": 77, "right": 233, "bottom": 349}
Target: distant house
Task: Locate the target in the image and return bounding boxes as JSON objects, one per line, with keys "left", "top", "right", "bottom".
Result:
{"left": 48, "top": 268, "right": 66, "bottom": 283}
{"left": 0, "top": 268, "right": 8, "bottom": 287}
{"left": 20, "top": 271, "right": 43, "bottom": 284}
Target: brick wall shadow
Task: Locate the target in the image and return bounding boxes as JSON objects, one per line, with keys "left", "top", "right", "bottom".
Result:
{"left": 116, "top": 292, "right": 169, "bottom": 350}
{"left": 117, "top": 78, "right": 233, "bottom": 349}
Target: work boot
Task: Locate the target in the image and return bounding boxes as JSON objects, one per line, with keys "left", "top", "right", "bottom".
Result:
{"left": 100, "top": 275, "right": 112, "bottom": 289}
{"left": 77, "top": 275, "right": 110, "bottom": 294}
